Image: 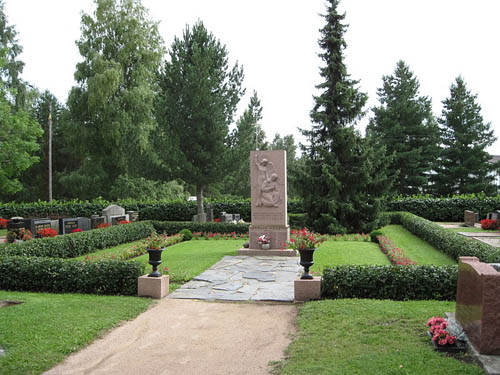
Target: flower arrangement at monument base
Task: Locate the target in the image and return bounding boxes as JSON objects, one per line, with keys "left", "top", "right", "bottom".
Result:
{"left": 426, "top": 316, "right": 466, "bottom": 353}
{"left": 257, "top": 234, "right": 271, "bottom": 249}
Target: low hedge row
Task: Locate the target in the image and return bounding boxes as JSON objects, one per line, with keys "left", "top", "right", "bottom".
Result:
{"left": 0, "top": 221, "right": 154, "bottom": 258}
{"left": 392, "top": 211, "right": 500, "bottom": 263}
{"left": 322, "top": 265, "right": 457, "bottom": 300}
{"left": 151, "top": 221, "right": 250, "bottom": 235}
{"left": 0, "top": 198, "right": 305, "bottom": 221}
{"left": 386, "top": 196, "right": 500, "bottom": 222}
{"left": 0, "top": 256, "right": 144, "bottom": 295}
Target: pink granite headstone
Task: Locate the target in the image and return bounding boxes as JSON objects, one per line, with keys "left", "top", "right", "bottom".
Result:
{"left": 456, "top": 256, "right": 500, "bottom": 355}
{"left": 247, "top": 150, "right": 290, "bottom": 251}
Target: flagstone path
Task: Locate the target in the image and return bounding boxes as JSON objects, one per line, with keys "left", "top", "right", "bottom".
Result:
{"left": 169, "top": 255, "right": 301, "bottom": 302}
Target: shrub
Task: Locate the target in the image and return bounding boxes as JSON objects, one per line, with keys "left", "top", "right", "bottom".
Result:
{"left": 179, "top": 229, "right": 193, "bottom": 241}
{"left": 480, "top": 219, "right": 497, "bottom": 230}
{"left": 37, "top": 228, "right": 58, "bottom": 238}
{"left": 0, "top": 256, "right": 144, "bottom": 295}
{"left": 370, "top": 230, "right": 383, "bottom": 243}
{"left": 390, "top": 212, "right": 500, "bottom": 263}
{"left": 289, "top": 213, "right": 307, "bottom": 229}
{"left": 0, "top": 221, "right": 155, "bottom": 258}
{"left": 151, "top": 221, "right": 249, "bottom": 235}
{"left": 322, "top": 265, "right": 457, "bottom": 300}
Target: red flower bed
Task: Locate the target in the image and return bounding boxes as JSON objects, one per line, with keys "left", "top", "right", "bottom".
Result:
{"left": 96, "top": 223, "right": 110, "bottom": 229}
{"left": 118, "top": 220, "right": 131, "bottom": 225}
{"left": 38, "top": 228, "right": 58, "bottom": 238}
{"left": 480, "top": 219, "right": 497, "bottom": 230}
{"left": 376, "top": 235, "right": 417, "bottom": 266}
{"left": 0, "top": 218, "right": 7, "bottom": 229}
{"left": 71, "top": 228, "right": 82, "bottom": 233}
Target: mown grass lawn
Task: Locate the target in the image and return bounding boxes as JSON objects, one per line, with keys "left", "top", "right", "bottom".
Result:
{"left": 76, "top": 239, "right": 245, "bottom": 291}
{"left": 0, "top": 291, "right": 152, "bottom": 375}
{"left": 312, "top": 241, "right": 389, "bottom": 274}
{"left": 380, "top": 225, "right": 456, "bottom": 265}
{"left": 275, "top": 299, "right": 482, "bottom": 375}
{"left": 0, "top": 229, "right": 6, "bottom": 236}
{"left": 447, "top": 227, "right": 497, "bottom": 233}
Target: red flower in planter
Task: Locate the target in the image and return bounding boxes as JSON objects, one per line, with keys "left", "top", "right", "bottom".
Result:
{"left": 118, "top": 220, "right": 131, "bottom": 225}
{"left": 96, "top": 223, "right": 111, "bottom": 229}
{"left": 71, "top": 228, "right": 82, "bottom": 233}
{"left": 481, "top": 219, "right": 497, "bottom": 230}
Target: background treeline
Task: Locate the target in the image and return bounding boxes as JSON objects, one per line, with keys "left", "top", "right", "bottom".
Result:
{"left": 1, "top": 0, "right": 498, "bottom": 233}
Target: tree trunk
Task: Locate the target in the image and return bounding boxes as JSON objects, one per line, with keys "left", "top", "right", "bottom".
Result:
{"left": 196, "top": 185, "right": 204, "bottom": 215}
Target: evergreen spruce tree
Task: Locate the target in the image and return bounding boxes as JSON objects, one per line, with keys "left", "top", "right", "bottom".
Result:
{"left": 366, "top": 60, "right": 439, "bottom": 195}
{"left": 298, "top": 0, "right": 392, "bottom": 234}
{"left": 224, "top": 91, "right": 266, "bottom": 197}
{"left": 432, "top": 76, "right": 499, "bottom": 195}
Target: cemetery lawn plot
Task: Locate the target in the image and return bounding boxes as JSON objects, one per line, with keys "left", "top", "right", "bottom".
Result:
{"left": 275, "top": 299, "right": 483, "bottom": 375}
{"left": 0, "top": 229, "right": 6, "bottom": 236}
{"left": 380, "top": 225, "right": 456, "bottom": 265}
{"left": 447, "top": 227, "right": 498, "bottom": 233}
{"left": 0, "top": 291, "right": 152, "bottom": 375}
{"left": 311, "top": 241, "right": 390, "bottom": 274}
{"left": 133, "top": 239, "right": 244, "bottom": 291}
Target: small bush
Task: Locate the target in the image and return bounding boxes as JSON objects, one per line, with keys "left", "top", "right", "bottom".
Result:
{"left": 322, "top": 265, "right": 457, "bottom": 301}
{"left": 179, "top": 229, "right": 193, "bottom": 241}
{"left": 289, "top": 213, "right": 307, "bottom": 229}
{"left": 0, "top": 256, "right": 145, "bottom": 295}
{"left": 151, "top": 221, "right": 249, "bottom": 235}
{"left": 480, "top": 219, "right": 497, "bottom": 230}
{"left": 370, "top": 230, "right": 383, "bottom": 243}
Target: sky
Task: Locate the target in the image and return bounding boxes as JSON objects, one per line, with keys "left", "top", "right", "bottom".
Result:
{"left": 4, "top": 0, "right": 500, "bottom": 154}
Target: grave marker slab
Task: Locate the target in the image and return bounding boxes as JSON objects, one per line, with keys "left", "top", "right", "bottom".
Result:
{"left": 464, "top": 210, "right": 476, "bottom": 227}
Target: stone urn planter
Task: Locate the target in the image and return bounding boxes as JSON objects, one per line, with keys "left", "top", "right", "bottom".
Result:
{"left": 298, "top": 248, "right": 315, "bottom": 279}
{"left": 261, "top": 243, "right": 271, "bottom": 250}
{"left": 147, "top": 248, "right": 164, "bottom": 277}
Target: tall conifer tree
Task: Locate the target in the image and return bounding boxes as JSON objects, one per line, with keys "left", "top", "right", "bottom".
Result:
{"left": 298, "top": 0, "right": 391, "bottom": 234}
{"left": 432, "top": 76, "right": 499, "bottom": 195}
{"left": 367, "top": 60, "right": 439, "bottom": 195}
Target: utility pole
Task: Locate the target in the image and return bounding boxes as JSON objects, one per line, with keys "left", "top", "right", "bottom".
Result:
{"left": 48, "top": 102, "right": 53, "bottom": 202}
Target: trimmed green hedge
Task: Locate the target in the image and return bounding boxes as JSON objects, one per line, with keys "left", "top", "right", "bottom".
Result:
{"left": 0, "top": 221, "right": 154, "bottom": 258}
{"left": 391, "top": 211, "right": 500, "bottom": 263}
{"left": 322, "top": 265, "right": 457, "bottom": 300}
{"left": 151, "top": 221, "right": 250, "bottom": 235}
{"left": 0, "top": 198, "right": 306, "bottom": 222}
{"left": 386, "top": 196, "right": 500, "bottom": 222}
{"left": 0, "top": 256, "right": 144, "bottom": 295}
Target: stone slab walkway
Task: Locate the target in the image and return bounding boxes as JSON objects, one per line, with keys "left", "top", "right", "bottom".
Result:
{"left": 169, "top": 255, "right": 301, "bottom": 302}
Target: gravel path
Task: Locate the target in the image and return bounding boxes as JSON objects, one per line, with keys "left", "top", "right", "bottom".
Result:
{"left": 45, "top": 299, "right": 298, "bottom": 375}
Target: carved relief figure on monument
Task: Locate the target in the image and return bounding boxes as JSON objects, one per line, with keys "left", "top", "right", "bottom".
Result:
{"left": 255, "top": 154, "right": 280, "bottom": 207}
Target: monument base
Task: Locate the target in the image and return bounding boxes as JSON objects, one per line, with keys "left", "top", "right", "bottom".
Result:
{"left": 249, "top": 225, "right": 290, "bottom": 249}
{"left": 138, "top": 275, "right": 169, "bottom": 299}
{"left": 237, "top": 248, "right": 297, "bottom": 257}
{"left": 294, "top": 277, "right": 322, "bottom": 302}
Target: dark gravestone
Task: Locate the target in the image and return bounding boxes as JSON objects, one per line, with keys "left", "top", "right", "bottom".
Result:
{"left": 111, "top": 215, "right": 127, "bottom": 225}
{"left": 91, "top": 215, "right": 106, "bottom": 229}
{"left": 77, "top": 217, "right": 91, "bottom": 231}
{"left": 31, "top": 219, "right": 52, "bottom": 237}
{"left": 126, "top": 211, "right": 139, "bottom": 222}
{"left": 59, "top": 218, "right": 78, "bottom": 235}
{"left": 464, "top": 210, "right": 475, "bottom": 227}
{"left": 7, "top": 217, "right": 27, "bottom": 238}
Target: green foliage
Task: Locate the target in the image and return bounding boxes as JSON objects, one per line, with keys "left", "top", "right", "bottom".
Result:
{"left": 367, "top": 60, "right": 439, "bottom": 195}
{"left": 370, "top": 230, "right": 383, "bottom": 243}
{"left": 179, "top": 228, "right": 193, "bottom": 241}
{"left": 151, "top": 221, "right": 249, "bottom": 235}
{"left": 270, "top": 133, "right": 300, "bottom": 198}
{"left": 157, "top": 21, "right": 244, "bottom": 214}
{"left": 298, "top": 1, "right": 391, "bottom": 234}
{"left": 224, "top": 91, "right": 267, "bottom": 197}
{"left": 387, "top": 195, "right": 500, "bottom": 221}
{"left": 322, "top": 265, "right": 457, "bottom": 300}
{"left": 392, "top": 211, "right": 500, "bottom": 262}
{"left": 288, "top": 213, "right": 307, "bottom": 229}
{"left": 0, "top": 221, "right": 154, "bottom": 258}
{"left": 65, "top": 0, "right": 165, "bottom": 199}
{"left": 0, "top": 256, "right": 144, "bottom": 295}
{"left": 431, "top": 76, "right": 498, "bottom": 195}
{"left": 109, "top": 175, "right": 187, "bottom": 200}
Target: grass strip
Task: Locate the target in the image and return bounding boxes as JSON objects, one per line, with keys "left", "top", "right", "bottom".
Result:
{"left": 0, "top": 291, "right": 152, "bottom": 375}
{"left": 312, "top": 241, "right": 390, "bottom": 274}
{"left": 275, "top": 299, "right": 482, "bottom": 375}
{"left": 381, "top": 225, "right": 456, "bottom": 265}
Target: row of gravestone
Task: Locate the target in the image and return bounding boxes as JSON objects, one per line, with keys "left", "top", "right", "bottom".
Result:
{"left": 464, "top": 210, "right": 500, "bottom": 227}
{"left": 6, "top": 205, "right": 139, "bottom": 237}
{"left": 192, "top": 205, "right": 241, "bottom": 223}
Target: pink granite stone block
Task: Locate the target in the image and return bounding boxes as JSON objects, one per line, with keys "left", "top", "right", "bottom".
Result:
{"left": 294, "top": 277, "right": 321, "bottom": 302}
{"left": 138, "top": 275, "right": 169, "bottom": 299}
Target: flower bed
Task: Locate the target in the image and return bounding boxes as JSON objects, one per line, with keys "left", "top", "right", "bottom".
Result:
{"left": 376, "top": 235, "right": 416, "bottom": 266}
{"left": 191, "top": 231, "right": 248, "bottom": 240}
